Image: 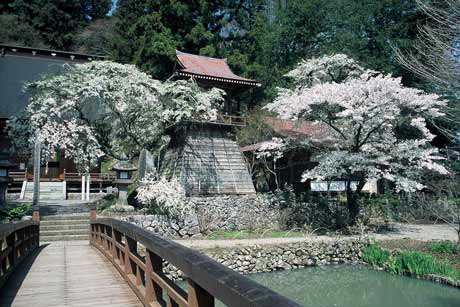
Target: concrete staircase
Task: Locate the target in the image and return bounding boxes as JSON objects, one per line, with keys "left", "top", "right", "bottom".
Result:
{"left": 40, "top": 214, "right": 90, "bottom": 241}
{"left": 23, "top": 181, "right": 65, "bottom": 200}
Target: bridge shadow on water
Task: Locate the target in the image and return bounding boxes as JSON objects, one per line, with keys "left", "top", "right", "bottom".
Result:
{"left": 0, "top": 244, "right": 50, "bottom": 307}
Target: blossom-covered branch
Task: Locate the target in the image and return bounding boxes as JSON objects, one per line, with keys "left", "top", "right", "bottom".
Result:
{"left": 265, "top": 54, "right": 449, "bottom": 223}
{"left": 8, "top": 61, "right": 224, "bottom": 172}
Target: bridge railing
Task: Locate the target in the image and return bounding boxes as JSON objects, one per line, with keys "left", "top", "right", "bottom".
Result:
{"left": 90, "top": 217, "right": 301, "bottom": 307}
{"left": 0, "top": 220, "right": 40, "bottom": 288}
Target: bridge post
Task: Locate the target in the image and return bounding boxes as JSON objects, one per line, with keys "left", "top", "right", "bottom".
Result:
{"left": 90, "top": 203, "right": 96, "bottom": 220}
{"left": 124, "top": 236, "right": 136, "bottom": 274}
{"left": 144, "top": 251, "right": 163, "bottom": 304}
{"left": 188, "top": 279, "right": 214, "bottom": 307}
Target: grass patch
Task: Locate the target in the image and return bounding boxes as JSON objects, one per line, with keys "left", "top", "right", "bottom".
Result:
{"left": 362, "top": 244, "right": 390, "bottom": 266}
{"left": 388, "top": 251, "right": 460, "bottom": 280}
{"left": 429, "top": 241, "right": 460, "bottom": 253}
{"left": 205, "top": 229, "right": 304, "bottom": 240}
{"left": 362, "top": 242, "right": 460, "bottom": 281}
{"left": 380, "top": 239, "right": 460, "bottom": 270}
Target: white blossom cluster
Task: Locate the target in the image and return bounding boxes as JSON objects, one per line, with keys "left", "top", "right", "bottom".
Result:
{"left": 265, "top": 54, "right": 449, "bottom": 192}
{"left": 136, "top": 175, "right": 194, "bottom": 218}
{"left": 8, "top": 61, "right": 224, "bottom": 172}
{"left": 256, "top": 137, "right": 286, "bottom": 161}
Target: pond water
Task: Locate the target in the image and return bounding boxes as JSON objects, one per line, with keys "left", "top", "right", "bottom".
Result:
{"left": 247, "top": 265, "right": 460, "bottom": 307}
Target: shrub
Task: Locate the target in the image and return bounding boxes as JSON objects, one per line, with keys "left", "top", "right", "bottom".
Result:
{"left": 0, "top": 203, "right": 31, "bottom": 222}
{"left": 136, "top": 175, "right": 195, "bottom": 219}
{"left": 97, "top": 194, "right": 117, "bottom": 212}
{"left": 272, "top": 187, "right": 349, "bottom": 230}
{"left": 362, "top": 244, "right": 390, "bottom": 266}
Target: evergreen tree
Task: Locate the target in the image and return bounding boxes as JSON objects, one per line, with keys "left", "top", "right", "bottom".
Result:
{"left": 1, "top": 0, "right": 112, "bottom": 50}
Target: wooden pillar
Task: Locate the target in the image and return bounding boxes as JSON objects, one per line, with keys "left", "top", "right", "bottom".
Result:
{"left": 86, "top": 174, "right": 90, "bottom": 200}
{"left": 144, "top": 251, "right": 163, "bottom": 304}
{"left": 90, "top": 206, "right": 96, "bottom": 220}
{"left": 187, "top": 279, "right": 214, "bottom": 307}
{"left": 32, "top": 139, "right": 41, "bottom": 210}
{"left": 124, "top": 236, "right": 136, "bottom": 274}
{"left": 81, "top": 175, "right": 85, "bottom": 200}
{"left": 62, "top": 168, "right": 66, "bottom": 199}
{"left": 32, "top": 209, "right": 40, "bottom": 222}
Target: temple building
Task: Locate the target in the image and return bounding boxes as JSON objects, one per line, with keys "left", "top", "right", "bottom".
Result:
{"left": 0, "top": 45, "right": 103, "bottom": 198}
{"left": 159, "top": 51, "right": 260, "bottom": 195}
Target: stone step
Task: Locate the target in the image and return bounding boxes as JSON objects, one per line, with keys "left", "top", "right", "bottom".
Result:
{"left": 40, "top": 224, "right": 90, "bottom": 231}
{"left": 40, "top": 220, "right": 89, "bottom": 227}
{"left": 41, "top": 214, "right": 90, "bottom": 221}
{"left": 41, "top": 234, "right": 90, "bottom": 241}
{"left": 40, "top": 229, "right": 89, "bottom": 236}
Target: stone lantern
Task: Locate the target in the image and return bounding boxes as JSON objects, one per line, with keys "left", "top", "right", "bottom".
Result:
{"left": 0, "top": 157, "right": 14, "bottom": 206}
{"left": 112, "top": 161, "right": 137, "bottom": 206}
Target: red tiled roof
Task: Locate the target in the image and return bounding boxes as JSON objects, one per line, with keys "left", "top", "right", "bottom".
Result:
{"left": 175, "top": 50, "right": 260, "bottom": 86}
{"left": 240, "top": 117, "right": 334, "bottom": 152}
{"left": 264, "top": 117, "right": 332, "bottom": 140}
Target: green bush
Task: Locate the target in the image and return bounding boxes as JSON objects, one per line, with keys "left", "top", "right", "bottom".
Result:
{"left": 362, "top": 244, "right": 390, "bottom": 266}
{"left": 429, "top": 241, "right": 459, "bottom": 253}
{"left": 0, "top": 203, "right": 32, "bottom": 222}
{"left": 97, "top": 194, "right": 116, "bottom": 212}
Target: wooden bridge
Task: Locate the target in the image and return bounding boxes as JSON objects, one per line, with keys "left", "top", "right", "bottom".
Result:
{"left": 0, "top": 208, "right": 301, "bottom": 307}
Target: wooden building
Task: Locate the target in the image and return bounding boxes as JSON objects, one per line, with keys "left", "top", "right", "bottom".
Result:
{"left": 241, "top": 117, "right": 378, "bottom": 194}
{"left": 160, "top": 51, "right": 260, "bottom": 195}
{"left": 0, "top": 45, "right": 103, "bottom": 184}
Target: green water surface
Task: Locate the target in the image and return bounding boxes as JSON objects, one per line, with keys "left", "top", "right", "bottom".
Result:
{"left": 248, "top": 265, "right": 460, "bottom": 307}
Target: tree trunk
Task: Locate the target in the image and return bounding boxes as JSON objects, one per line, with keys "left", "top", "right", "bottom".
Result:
{"left": 346, "top": 178, "right": 366, "bottom": 225}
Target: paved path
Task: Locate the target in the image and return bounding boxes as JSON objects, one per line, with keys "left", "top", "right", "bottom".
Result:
{"left": 176, "top": 223, "right": 458, "bottom": 250}
{"left": 0, "top": 241, "right": 142, "bottom": 307}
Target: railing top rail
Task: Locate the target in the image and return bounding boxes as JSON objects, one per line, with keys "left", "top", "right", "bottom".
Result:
{"left": 0, "top": 220, "right": 39, "bottom": 239}
{"left": 91, "top": 218, "right": 301, "bottom": 307}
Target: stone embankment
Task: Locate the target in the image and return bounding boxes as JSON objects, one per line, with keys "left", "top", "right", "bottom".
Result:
{"left": 163, "top": 239, "right": 366, "bottom": 280}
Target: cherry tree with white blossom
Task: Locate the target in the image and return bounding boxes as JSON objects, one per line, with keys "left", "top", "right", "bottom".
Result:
{"left": 8, "top": 61, "right": 224, "bottom": 172}
{"left": 265, "top": 54, "right": 449, "bottom": 224}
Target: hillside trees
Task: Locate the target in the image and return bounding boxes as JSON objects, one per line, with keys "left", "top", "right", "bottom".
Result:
{"left": 1, "top": 0, "right": 112, "bottom": 50}
{"left": 111, "top": 0, "right": 267, "bottom": 79}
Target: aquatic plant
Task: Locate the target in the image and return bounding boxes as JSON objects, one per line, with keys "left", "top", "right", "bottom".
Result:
{"left": 387, "top": 251, "right": 458, "bottom": 280}
{"left": 362, "top": 244, "right": 390, "bottom": 266}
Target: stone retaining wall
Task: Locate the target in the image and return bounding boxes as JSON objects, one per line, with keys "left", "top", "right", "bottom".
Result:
{"left": 115, "top": 194, "right": 279, "bottom": 238}
{"left": 192, "top": 194, "right": 279, "bottom": 232}
{"left": 163, "top": 239, "right": 366, "bottom": 280}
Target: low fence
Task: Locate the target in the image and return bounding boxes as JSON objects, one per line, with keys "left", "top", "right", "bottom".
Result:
{"left": 90, "top": 217, "right": 301, "bottom": 307}
{"left": 0, "top": 220, "right": 40, "bottom": 288}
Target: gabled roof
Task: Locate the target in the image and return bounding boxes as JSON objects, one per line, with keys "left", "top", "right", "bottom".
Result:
{"left": 175, "top": 50, "right": 260, "bottom": 87}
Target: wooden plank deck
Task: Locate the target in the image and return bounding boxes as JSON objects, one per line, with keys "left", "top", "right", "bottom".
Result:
{"left": 0, "top": 241, "right": 143, "bottom": 307}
